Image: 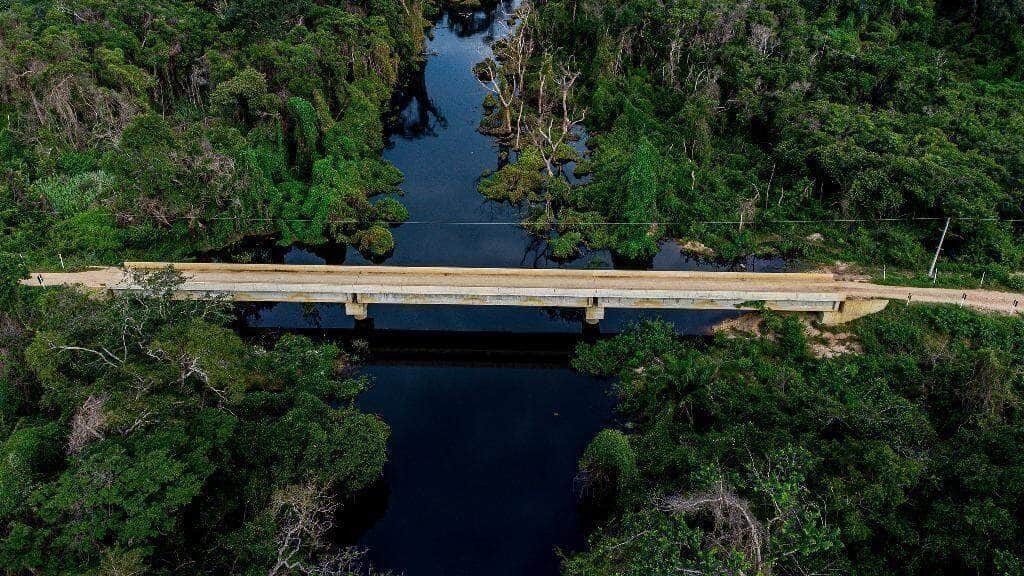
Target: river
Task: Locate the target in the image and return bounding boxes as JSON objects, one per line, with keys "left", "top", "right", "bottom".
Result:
{"left": 236, "top": 3, "right": 780, "bottom": 574}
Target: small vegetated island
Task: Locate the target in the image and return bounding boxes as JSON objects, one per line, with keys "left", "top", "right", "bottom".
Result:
{"left": 1, "top": 0, "right": 1023, "bottom": 575}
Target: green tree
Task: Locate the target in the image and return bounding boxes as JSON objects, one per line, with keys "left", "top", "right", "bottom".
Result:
{"left": 569, "top": 306, "right": 1024, "bottom": 574}
{"left": 0, "top": 274, "right": 391, "bottom": 574}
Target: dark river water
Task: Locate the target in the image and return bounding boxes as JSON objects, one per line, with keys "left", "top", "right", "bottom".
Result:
{"left": 354, "top": 365, "right": 614, "bottom": 576}
{"left": 232, "top": 3, "right": 781, "bottom": 574}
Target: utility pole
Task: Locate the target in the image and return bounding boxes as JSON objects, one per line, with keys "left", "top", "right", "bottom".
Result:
{"left": 929, "top": 217, "right": 951, "bottom": 279}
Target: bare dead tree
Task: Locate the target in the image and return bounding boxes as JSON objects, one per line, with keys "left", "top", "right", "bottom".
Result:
{"left": 477, "top": 57, "right": 516, "bottom": 135}
{"left": 476, "top": 2, "right": 534, "bottom": 143}
{"left": 186, "top": 56, "right": 211, "bottom": 108}
{"left": 738, "top": 191, "right": 759, "bottom": 232}
{"left": 269, "top": 482, "right": 337, "bottom": 576}
{"left": 50, "top": 268, "right": 230, "bottom": 408}
{"left": 68, "top": 394, "right": 108, "bottom": 454}
{"left": 3, "top": 60, "right": 142, "bottom": 150}
{"left": 613, "top": 28, "right": 633, "bottom": 77}
{"left": 665, "top": 36, "right": 684, "bottom": 89}
{"left": 530, "top": 58, "right": 586, "bottom": 177}
{"left": 748, "top": 23, "right": 778, "bottom": 57}
{"left": 267, "top": 482, "right": 391, "bottom": 576}
{"left": 143, "top": 342, "right": 236, "bottom": 409}
{"left": 507, "top": 3, "right": 534, "bottom": 148}
{"left": 659, "top": 481, "right": 767, "bottom": 574}
{"left": 314, "top": 548, "right": 395, "bottom": 576}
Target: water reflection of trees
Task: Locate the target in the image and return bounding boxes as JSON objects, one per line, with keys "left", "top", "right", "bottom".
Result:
{"left": 442, "top": 0, "right": 516, "bottom": 38}
{"left": 334, "top": 478, "right": 391, "bottom": 546}
{"left": 385, "top": 0, "right": 518, "bottom": 139}
{"left": 386, "top": 64, "right": 446, "bottom": 139}
{"left": 198, "top": 235, "right": 349, "bottom": 265}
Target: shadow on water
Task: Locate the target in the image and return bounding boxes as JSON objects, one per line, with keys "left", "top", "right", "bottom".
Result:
{"left": 237, "top": 327, "right": 601, "bottom": 368}
{"left": 233, "top": 300, "right": 743, "bottom": 336}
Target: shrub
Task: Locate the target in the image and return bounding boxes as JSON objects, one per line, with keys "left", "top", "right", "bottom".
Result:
{"left": 355, "top": 225, "right": 395, "bottom": 257}
{"left": 579, "top": 429, "right": 638, "bottom": 505}
{"left": 47, "top": 210, "right": 122, "bottom": 261}
{"left": 372, "top": 197, "right": 409, "bottom": 224}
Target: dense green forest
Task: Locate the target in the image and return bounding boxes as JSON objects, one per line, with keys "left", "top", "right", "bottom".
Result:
{"left": 478, "top": 0, "right": 1024, "bottom": 274}
{"left": 0, "top": 0, "right": 427, "bottom": 571}
{"left": 3, "top": 0, "right": 1024, "bottom": 574}
{"left": 1, "top": 0, "right": 427, "bottom": 269}
{"left": 568, "top": 308, "right": 1024, "bottom": 575}
{"left": 0, "top": 266, "right": 389, "bottom": 574}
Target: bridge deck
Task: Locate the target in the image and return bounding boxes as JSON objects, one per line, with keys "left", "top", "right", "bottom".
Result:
{"left": 24, "top": 262, "right": 1024, "bottom": 324}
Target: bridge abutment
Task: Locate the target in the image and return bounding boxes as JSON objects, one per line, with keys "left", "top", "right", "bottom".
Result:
{"left": 819, "top": 299, "right": 889, "bottom": 325}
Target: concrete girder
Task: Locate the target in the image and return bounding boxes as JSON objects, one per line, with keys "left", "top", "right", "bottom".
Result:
{"left": 32, "top": 262, "right": 1016, "bottom": 326}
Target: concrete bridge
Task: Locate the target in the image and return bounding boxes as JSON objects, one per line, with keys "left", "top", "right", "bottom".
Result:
{"left": 25, "top": 262, "right": 1024, "bottom": 325}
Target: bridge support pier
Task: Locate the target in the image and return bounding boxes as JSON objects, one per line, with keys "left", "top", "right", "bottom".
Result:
{"left": 585, "top": 300, "right": 605, "bottom": 325}
{"left": 344, "top": 302, "right": 369, "bottom": 321}
{"left": 353, "top": 316, "right": 375, "bottom": 334}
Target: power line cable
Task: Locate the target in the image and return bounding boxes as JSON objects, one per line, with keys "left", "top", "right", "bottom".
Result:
{"left": 7, "top": 211, "right": 1024, "bottom": 226}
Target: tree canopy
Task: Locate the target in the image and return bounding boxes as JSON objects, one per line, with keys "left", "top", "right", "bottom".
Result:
{"left": 0, "top": 0, "right": 427, "bottom": 268}
{"left": 0, "top": 271, "right": 390, "bottom": 574}
{"left": 480, "top": 0, "right": 1024, "bottom": 270}
{"left": 569, "top": 307, "right": 1024, "bottom": 575}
